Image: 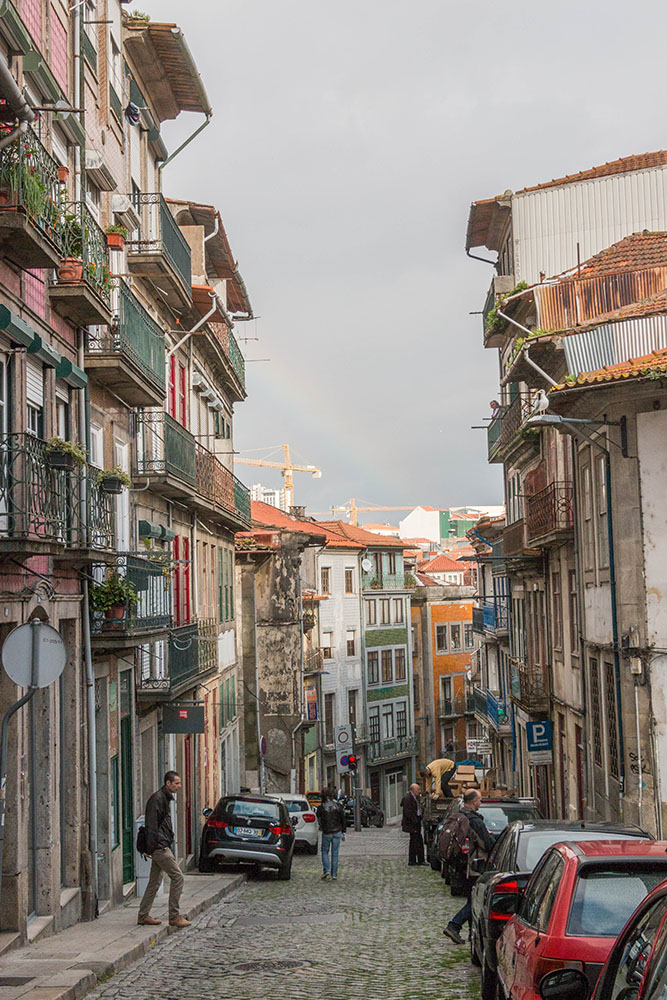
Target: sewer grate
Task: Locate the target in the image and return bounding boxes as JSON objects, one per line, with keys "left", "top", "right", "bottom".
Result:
{"left": 0, "top": 977, "right": 35, "bottom": 986}
{"left": 233, "top": 959, "right": 304, "bottom": 973}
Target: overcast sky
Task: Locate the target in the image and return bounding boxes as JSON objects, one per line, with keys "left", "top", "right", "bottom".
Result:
{"left": 153, "top": 0, "right": 665, "bottom": 521}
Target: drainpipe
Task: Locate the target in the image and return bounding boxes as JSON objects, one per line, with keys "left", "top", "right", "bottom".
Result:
{"left": 0, "top": 52, "right": 35, "bottom": 124}
{"left": 166, "top": 291, "right": 218, "bottom": 364}
{"left": 634, "top": 679, "right": 643, "bottom": 828}
{"left": 570, "top": 438, "right": 590, "bottom": 818}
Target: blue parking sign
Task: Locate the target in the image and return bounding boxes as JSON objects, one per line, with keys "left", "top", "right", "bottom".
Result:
{"left": 526, "top": 720, "right": 552, "bottom": 752}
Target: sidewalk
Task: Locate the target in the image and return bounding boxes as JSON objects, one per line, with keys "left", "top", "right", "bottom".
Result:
{"left": 0, "top": 870, "right": 245, "bottom": 1000}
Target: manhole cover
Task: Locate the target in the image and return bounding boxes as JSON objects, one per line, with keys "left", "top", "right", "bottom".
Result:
{"left": 0, "top": 978, "right": 35, "bottom": 986}
{"left": 233, "top": 960, "right": 304, "bottom": 973}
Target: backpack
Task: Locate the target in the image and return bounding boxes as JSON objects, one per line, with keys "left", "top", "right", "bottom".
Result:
{"left": 136, "top": 825, "right": 148, "bottom": 855}
{"left": 438, "top": 811, "right": 471, "bottom": 866}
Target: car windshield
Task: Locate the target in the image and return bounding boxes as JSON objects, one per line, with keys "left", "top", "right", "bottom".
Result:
{"left": 216, "top": 799, "right": 281, "bottom": 822}
{"left": 567, "top": 867, "right": 667, "bottom": 937}
{"left": 285, "top": 800, "right": 309, "bottom": 814}
{"left": 478, "top": 805, "right": 541, "bottom": 834}
{"left": 518, "top": 831, "right": 641, "bottom": 870}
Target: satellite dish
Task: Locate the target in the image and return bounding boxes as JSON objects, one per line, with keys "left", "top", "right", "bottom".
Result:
{"left": 361, "top": 558, "right": 372, "bottom": 572}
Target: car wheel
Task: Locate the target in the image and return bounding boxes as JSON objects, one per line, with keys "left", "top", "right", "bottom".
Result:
{"left": 198, "top": 855, "right": 216, "bottom": 874}
{"left": 306, "top": 842, "right": 318, "bottom": 855}
{"left": 361, "top": 814, "right": 369, "bottom": 828}
{"left": 470, "top": 925, "right": 481, "bottom": 967}
{"left": 277, "top": 857, "right": 292, "bottom": 881}
{"left": 481, "top": 955, "right": 496, "bottom": 1000}
{"left": 377, "top": 812, "right": 385, "bottom": 828}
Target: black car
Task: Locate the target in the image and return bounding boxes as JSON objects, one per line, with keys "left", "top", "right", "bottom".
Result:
{"left": 343, "top": 795, "right": 385, "bottom": 828}
{"left": 470, "top": 819, "right": 653, "bottom": 1000}
{"left": 198, "top": 794, "right": 296, "bottom": 880}
{"left": 430, "top": 797, "right": 543, "bottom": 878}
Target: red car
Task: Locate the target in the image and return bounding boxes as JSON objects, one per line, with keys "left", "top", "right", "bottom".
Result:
{"left": 496, "top": 841, "right": 667, "bottom": 1000}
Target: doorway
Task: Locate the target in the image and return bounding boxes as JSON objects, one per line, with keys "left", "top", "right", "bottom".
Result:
{"left": 120, "top": 671, "right": 134, "bottom": 884}
{"left": 384, "top": 768, "right": 404, "bottom": 821}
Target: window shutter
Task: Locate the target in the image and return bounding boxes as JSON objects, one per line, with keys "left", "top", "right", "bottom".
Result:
{"left": 26, "top": 357, "right": 44, "bottom": 408}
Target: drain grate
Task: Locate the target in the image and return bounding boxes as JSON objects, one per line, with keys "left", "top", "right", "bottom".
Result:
{"left": 0, "top": 977, "right": 35, "bottom": 986}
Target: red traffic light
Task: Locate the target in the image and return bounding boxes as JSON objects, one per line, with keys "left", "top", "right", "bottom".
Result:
{"left": 348, "top": 754, "right": 358, "bottom": 770}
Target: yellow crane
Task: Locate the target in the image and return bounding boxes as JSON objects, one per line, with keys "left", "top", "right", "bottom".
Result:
{"left": 235, "top": 444, "right": 321, "bottom": 511}
{"left": 313, "top": 500, "right": 421, "bottom": 528}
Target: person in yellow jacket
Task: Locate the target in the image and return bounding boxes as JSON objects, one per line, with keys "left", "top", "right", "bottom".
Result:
{"left": 421, "top": 757, "right": 456, "bottom": 798}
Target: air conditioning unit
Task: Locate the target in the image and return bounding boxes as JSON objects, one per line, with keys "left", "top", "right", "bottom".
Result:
{"left": 111, "top": 193, "right": 141, "bottom": 232}
{"left": 85, "top": 150, "right": 117, "bottom": 191}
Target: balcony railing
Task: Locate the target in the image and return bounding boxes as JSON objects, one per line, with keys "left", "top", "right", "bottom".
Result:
{"left": 473, "top": 597, "right": 509, "bottom": 634}
{"left": 438, "top": 694, "right": 475, "bottom": 718}
{"left": 367, "top": 734, "right": 418, "bottom": 764}
{"left": 511, "top": 658, "right": 550, "bottom": 714}
{"left": 57, "top": 200, "right": 113, "bottom": 309}
{"left": 526, "top": 481, "right": 574, "bottom": 543}
{"left": 198, "top": 617, "right": 218, "bottom": 674}
{"left": 0, "top": 125, "right": 64, "bottom": 267}
{"left": 86, "top": 280, "right": 166, "bottom": 400}
{"left": 487, "top": 392, "right": 540, "bottom": 463}
{"left": 472, "top": 686, "right": 511, "bottom": 732}
{"left": 228, "top": 328, "right": 246, "bottom": 391}
{"left": 0, "top": 434, "right": 113, "bottom": 550}
{"left": 90, "top": 552, "right": 172, "bottom": 637}
{"left": 304, "top": 648, "right": 324, "bottom": 674}
{"left": 362, "top": 571, "right": 405, "bottom": 591}
{"left": 195, "top": 441, "right": 216, "bottom": 503}
{"left": 128, "top": 192, "right": 192, "bottom": 296}
{"left": 135, "top": 411, "right": 196, "bottom": 487}
{"left": 169, "top": 622, "right": 199, "bottom": 688}
{"left": 503, "top": 519, "right": 541, "bottom": 560}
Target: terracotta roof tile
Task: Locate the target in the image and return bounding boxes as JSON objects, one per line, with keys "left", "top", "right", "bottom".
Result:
{"left": 554, "top": 347, "right": 667, "bottom": 390}
{"left": 517, "top": 151, "right": 667, "bottom": 195}
{"left": 416, "top": 572, "right": 439, "bottom": 586}
{"left": 572, "top": 231, "right": 667, "bottom": 279}
{"left": 317, "top": 521, "right": 405, "bottom": 548}
{"left": 418, "top": 554, "right": 464, "bottom": 574}
{"left": 250, "top": 502, "right": 355, "bottom": 547}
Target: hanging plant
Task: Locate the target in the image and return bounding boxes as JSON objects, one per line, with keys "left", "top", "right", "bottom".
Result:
{"left": 46, "top": 436, "right": 87, "bottom": 470}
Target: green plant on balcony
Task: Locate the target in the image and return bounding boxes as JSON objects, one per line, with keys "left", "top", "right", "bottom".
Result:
{"left": 97, "top": 466, "right": 132, "bottom": 494}
{"left": 46, "top": 436, "right": 87, "bottom": 470}
{"left": 127, "top": 9, "right": 150, "bottom": 20}
{"left": 369, "top": 578, "right": 382, "bottom": 590}
{"left": 90, "top": 572, "right": 138, "bottom": 618}
{"left": 105, "top": 224, "right": 127, "bottom": 252}
{"left": 0, "top": 146, "right": 49, "bottom": 221}
{"left": 302, "top": 610, "right": 316, "bottom": 632}
{"left": 484, "top": 281, "right": 528, "bottom": 340}
{"left": 404, "top": 573, "right": 418, "bottom": 588}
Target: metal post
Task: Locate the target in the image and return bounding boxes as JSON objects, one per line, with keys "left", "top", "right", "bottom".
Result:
{"left": 0, "top": 620, "right": 40, "bottom": 904}
{"left": 352, "top": 726, "right": 361, "bottom": 832}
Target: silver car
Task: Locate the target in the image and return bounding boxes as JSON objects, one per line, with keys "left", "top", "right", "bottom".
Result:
{"left": 268, "top": 794, "right": 318, "bottom": 854}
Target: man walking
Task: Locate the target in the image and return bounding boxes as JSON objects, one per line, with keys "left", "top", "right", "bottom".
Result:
{"left": 443, "top": 789, "right": 494, "bottom": 944}
{"left": 316, "top": 787, "right": 346, "bottom": 881}
{"left": 401, "top": 782, "right": 425, "bottom": 866}
{"left": 137, "top": 771, "right": 191, "bottom": 928}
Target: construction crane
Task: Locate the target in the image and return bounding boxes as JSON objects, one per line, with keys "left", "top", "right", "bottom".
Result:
{"left": 235, "top": 444, "right": 321, "bottom": 511}
{"left": 313, "top": 499, "right": 420, "bottom": 528}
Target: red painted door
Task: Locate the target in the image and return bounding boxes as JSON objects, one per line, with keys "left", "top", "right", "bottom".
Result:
{"left": 168, "top": 356, "right": 176, "bottom": 418}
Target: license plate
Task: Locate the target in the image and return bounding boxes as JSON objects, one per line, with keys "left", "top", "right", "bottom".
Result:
{"left": 234, "top": 826, "right": 262, "bottom": 837}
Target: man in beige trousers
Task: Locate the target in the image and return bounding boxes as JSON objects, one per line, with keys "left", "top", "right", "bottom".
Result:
{"left": 137, "top": 771, "right": 191, "bottom": 928}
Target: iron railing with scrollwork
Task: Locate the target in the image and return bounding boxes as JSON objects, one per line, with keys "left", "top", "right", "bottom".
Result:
{"left": 58, "top": 200, "right": 112, "bottom": 308}
{"left": 526, "top": 481, "right": 574, "bottom": 542}
{"left": 195, "top": 442, "right": 216, "bottom": 503}
{"left": 128, "top": 192, "right": 191, "bottom": 292}
{"left": 367, "top": 734, "right": 418, "bottom": 764}
{"left": 198, "top": 617, "right": 218, "bottom": 673}
{"left": 84, "top": 478, "right": 115, "bottom": 551}
{"left": 90, "top": 551, "right": 172, "bottom": 636}
{"left": 0, "top": 126, "right": 63, "bottom": 250}
{"left": 168, "top": 622, "right": 199, "bottom": 687}
{"left": 87, "top": 279, "right": 166, "bottom": 393}
{"left": 227, "top": 328, "right": 246, "bottom": 390}
{"left": 135, "top": 410, "right": 196, "bottom": 486}
{"left": 511, "top": 657, "right": 550, "bottom": 713}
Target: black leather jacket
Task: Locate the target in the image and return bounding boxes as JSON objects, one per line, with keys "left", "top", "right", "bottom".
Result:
{"left": 316, "top": 799, "right": 347, "bottom": 834}
{"left": 144, "top": 786, "right": 175, "bottom": 854}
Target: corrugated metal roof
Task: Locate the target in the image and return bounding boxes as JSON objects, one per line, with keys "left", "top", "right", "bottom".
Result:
{"left": 563, "top": 315, "right": 667, "bottom": 375}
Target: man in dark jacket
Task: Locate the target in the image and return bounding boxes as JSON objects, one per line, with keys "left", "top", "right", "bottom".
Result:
{"left": 443, "top": 788, "right": 494, "bottom": 944}
{"left": 316, "top": 787, "right": 346, "bottom": 881}
{"left": 401, "top": 783, "right": 425, "bottom": 866}
{"left": 137, "top": 771, "right": 190, "bottom": 928}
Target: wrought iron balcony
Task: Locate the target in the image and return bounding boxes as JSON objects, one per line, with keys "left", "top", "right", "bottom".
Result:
{"left": 90, "top": 552, "right": 172, "bottom": 644}
{"left": 304, "top": 648, "right": 324, "bottom": 674}
{"left": 127, "top": 193, "right": 192, "bottom": 308}
{"left": 49, "top": 201, "right": 113, "bottom": 326}
{"left": 511, "top": 658, "right": 550, "bottom": 714}
{"left": 204, "top": 323, "right": 246, "bottom": 402}
{"left": 473, "top": 598, "right": 509, "bottom": 634}
{"left": 135, "top": 410, "right": 196, "bottom": 493}
{"left": 503, "top": 519, "right": 541, "bottom": 561}
{"left": 367, "top": 734, "right": 418, "bottom": 764}
{"left": 138, "top": 620, "right": 215, "bottom": 698}
{"left": 487, "top": 392, "right": 541, "bottom": 464}
{"left": 198, "top": 617, "right": 218, "bottom": 674}
{"left": 438, "top": 694, "right": 475, "bottom": 718}
{"left": 0, "top": 434, "right": 114, "bottom": 554}
{"left": 85, "top": 280, "right": 166, "bottom": 407}
{"left": 526, "top": 481, "right": 574, "bottom": 544}
{"left": 0, "top": 125, "right": 65, "bottom": 268}
{"left": 168, "top": 622, "right": 199, "bottom": 689}
{"left": 473, "top": 686, "right": 511, "bottom": 732}
{"left": 362, "top": 571, "right": 406, "bottom": 591}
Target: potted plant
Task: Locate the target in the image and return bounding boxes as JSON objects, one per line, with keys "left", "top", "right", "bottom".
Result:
{"left": 97, "top": 466, "right": 132, "bottom": 494}
{"left": 58, "top": 212, "right": 84, "bottom": 282}
{"left": 58, "top": 165, "right": 69, "bottom": 184}
{"left": 90, "top": 572, "right": 138, "bottom": 627}
{"left": 105, "top": 223, "right": 127, "bottom": 252}
{"left": 45, "top": 436, "right": 87, "bottom": 470}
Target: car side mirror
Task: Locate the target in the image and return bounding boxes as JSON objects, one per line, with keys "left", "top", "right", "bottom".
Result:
{"left": 291, "top": 815, "right": 298, "bottom": 825}
{"left": 539, "top": 969, "right": 589, "bottom": 1000}
{"left": 202, "top": 807, "right": 212, "bottom": 818}
{"left": 469, "top": 857, "right": 487, "bottom": 874}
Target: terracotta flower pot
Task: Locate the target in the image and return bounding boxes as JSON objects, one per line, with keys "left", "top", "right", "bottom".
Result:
{"left": 0, "top": 188, "right": 12, "bottom": 207}
{"left": 105, "top": 605, "right": 125, "bottom": 620}
{"left": 106, "top": 232, "right": 125, "bottom": 251}
{"left": 58, "top": 257, "right": 84, "bottom": 282}
{"left": 58, "top": 165, "right": 69, "bottom": 184}
{"left": 103, "top": 604, "right": 126, "bottom": 631}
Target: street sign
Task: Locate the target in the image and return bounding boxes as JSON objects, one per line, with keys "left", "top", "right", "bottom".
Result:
{"left": 527, "top": 720, "right": 553, "bottom": 766}
{"left": 2, "top": 621, "right": 66, "bottom": 688}
{"left": 467, "top": 738, "right": 492, "bottom": 755}
{"left": 260, "top": 735, "right": 267, "bottom": 757}
{"left": 336, "top": 750, "right": 351, "bottom": 774}
{"left": 305, "top": 688, "right": 318, "bottom": 722}
{"left": 529, "top": 750, "right": 553, "bottom": 765}
{"left": 162, "top": 704, "right": 204, "bottom": 734}
{"left": 334, "top": 724, "right": 353, "bottom": 751}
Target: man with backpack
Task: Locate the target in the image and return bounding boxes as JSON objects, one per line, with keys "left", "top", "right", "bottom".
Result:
{"left": 442, "top": 789, "right": 494, "bottom": 945}
{"left": 137, "top": 771, "right": 190, "bottom": 928}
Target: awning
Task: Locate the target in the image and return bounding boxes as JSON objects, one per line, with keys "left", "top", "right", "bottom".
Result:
{"left": 56, "top": 358, "right": 87, "bottom": 389}
{"left": 0, "top": 305, "right": 87, "bottom": 386}
{"left": 28, "top": 334, "right": 61, "bottom": 368}
{"left": 124, "top": 20, "right": 212, "bottom": 123}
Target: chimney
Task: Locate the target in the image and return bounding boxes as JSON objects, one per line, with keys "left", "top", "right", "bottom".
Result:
{"left": 290, "top": 505, "right": 306, "bottom": 519}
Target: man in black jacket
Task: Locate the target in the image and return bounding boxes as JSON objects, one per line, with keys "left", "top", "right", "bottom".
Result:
{"left": 137, "top": 771, "right": 190, "bottom": 928}
{"left": 316, "top": 787, "right": 346, "bottom": 880}
{"left": 401, "top": 783, "right": 425, "bottom": 866}
{"left": 443, "top": 789, "right": 494, "bottom": 945}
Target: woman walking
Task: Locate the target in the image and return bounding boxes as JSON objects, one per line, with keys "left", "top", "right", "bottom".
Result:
{"left": 316, "top": 787, "right": 347, "bottom": 880}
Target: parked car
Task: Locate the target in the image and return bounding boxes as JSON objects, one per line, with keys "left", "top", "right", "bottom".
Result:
{"left": 267, "top": 794, "right": 318, "bottom": 854}
{"left": 496, "top": 841, "right": 667, "bottom": 1000}
{"left": 343, "top": 795, "right": 385, "bottom": 828}
{"left": 537, "top": 875, "right": 667, "bottom": 1000}
{"left": 306, "top": 791, "right": 322, "bottom": 809}
{"left": 471, "top": 821, "right": 653, "bottom": 1000}
{"left": 431, "top": 797, "right": 543, "bottom": 889}
{"left": 198, "top": 794, "right": 296, "bottom": 879}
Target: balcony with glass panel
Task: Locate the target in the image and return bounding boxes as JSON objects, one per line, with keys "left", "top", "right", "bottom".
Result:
{"left": 85, "top": 280, "right": 166, "bottom": 407}
{"left": 127, "top": 193, "right": 192, "bottom": 309}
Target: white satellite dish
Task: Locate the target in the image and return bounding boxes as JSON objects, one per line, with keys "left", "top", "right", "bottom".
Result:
{"left": 361, "top": 558, "right": 372, "bottom": 572}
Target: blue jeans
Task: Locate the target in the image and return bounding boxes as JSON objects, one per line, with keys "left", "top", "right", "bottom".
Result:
{"left": 321, "top": 832, "right": 342, "bottom": 876}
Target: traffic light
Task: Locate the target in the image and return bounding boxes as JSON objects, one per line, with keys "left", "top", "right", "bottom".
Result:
{"left": 348, "top": 754, "right": 358, "bottom": 771}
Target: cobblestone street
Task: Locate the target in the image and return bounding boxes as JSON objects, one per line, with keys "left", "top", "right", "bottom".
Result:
{"left": 90, "top": 825, "right": 480, "bottom": 1000}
